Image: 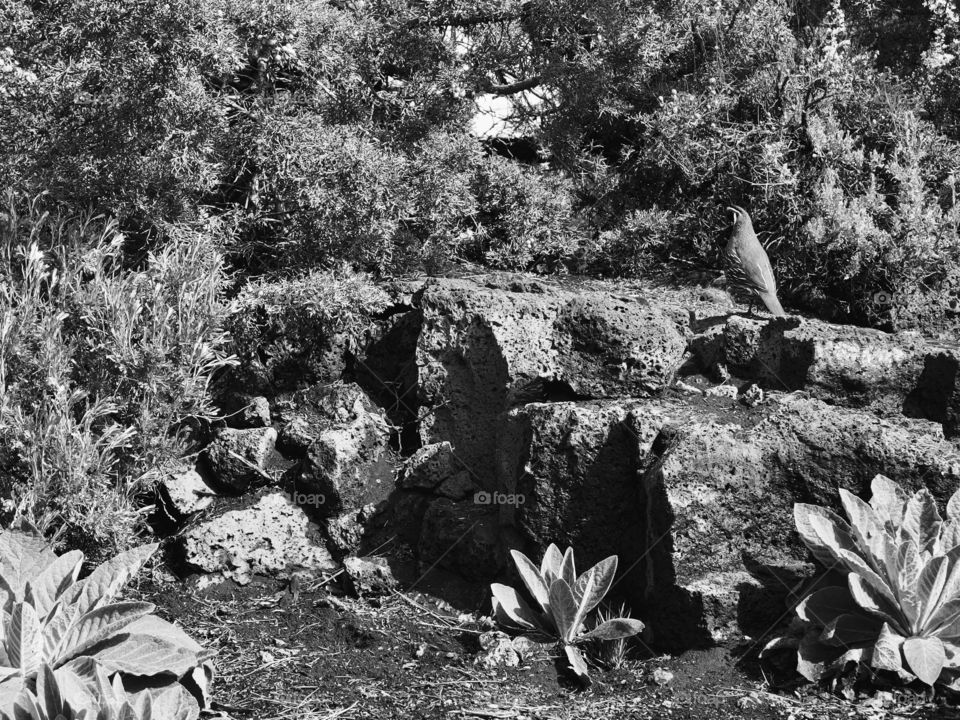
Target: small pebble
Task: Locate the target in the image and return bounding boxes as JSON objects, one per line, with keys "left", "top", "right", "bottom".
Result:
{"left": 651, "top": 667, "right": 674, "bottom": 686}
{"left": 705, "top": 383, "right": 738, "bottom": 398}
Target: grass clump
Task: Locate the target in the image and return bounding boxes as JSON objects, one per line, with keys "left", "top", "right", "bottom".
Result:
{"left": 0, "top": 195, "right": 233, "bottom": 554}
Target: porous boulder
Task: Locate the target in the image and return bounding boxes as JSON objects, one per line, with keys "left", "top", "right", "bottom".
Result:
{"left": 179, "top": 490, "right": 337, "bottom": 586}
{"left": 343, "top": 555, "right": 399, "bottom": 596}
{"left": 397, "top": 442, "right": 461, "bottom": 491}
{"left": 497, "top": 400, "right": 665, "bottom": 573}
{"left": 706, "top": 315, "right": 960, "bottom": 438}
{"left": 415, "top": 278, "right": 686, "bottom": 483}
{"left": 285, "top": 382, "right": 396, "bottom": 516}
{"left": 436, "top": 470, "right": 478, "bottom": 500}
{"left": 275, "top": 381, "right": 380, "bottom": 456}
{"left": 201, "top": 427, "right": 279, "bottom": 493}
{"left": 418, "top": 498, "right": 504, "bottom": 579}
{"left": 497, "top": 394, "right": 960, "bottom": 650}
{"left": 323, "top": 503, "right": 389, "bottom": 556}
{"left": 219, "top": 393, "right": 272, "bottom": 429}
{"left": 157, "top": 467, "right": 217, "bottom": 520}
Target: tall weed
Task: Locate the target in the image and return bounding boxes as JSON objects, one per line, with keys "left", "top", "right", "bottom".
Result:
{"left": 0, "top": 194, "right": 233, "bottom": 552}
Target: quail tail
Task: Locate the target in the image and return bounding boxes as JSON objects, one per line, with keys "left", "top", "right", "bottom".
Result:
{"left": 758, "top": 291, "right": 786, "bottom": 317}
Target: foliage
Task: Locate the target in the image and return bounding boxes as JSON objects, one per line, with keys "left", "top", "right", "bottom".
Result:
{"left": 767, "top": 474, "right": 960, "bottom": 688}
{"left": 0, "top": 525, "right": 211, "bottom": 719}
{"left": 228, "top": 266, "right": 390, "bottom": 388}
{"left": 224, "top": 107, "right": 585, "bottom": 275}
{"left": 0, "top": 196, "right": 233, "bottom": 552}
{"left": 470, "top": 155, "right": 588, "bottom": 273}
{"left": 0, "top": 0, "right": 232, "bottom": 224}
{"left": 14, "top": 661, "right": 197, "bottom": 720}
{"left": 4, "top": 0, "right": 960, "bottom": 329}
{"left": 491, "top": 543, "right": 643, "bottom": 683}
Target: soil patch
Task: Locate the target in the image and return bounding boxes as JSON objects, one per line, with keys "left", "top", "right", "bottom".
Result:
{"left": 132, "top": 575, "right": 960, "bottom": 719}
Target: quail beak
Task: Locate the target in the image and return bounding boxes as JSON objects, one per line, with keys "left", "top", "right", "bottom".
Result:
{"left": 725, "top": 206, "right": 739, "bottom": 225}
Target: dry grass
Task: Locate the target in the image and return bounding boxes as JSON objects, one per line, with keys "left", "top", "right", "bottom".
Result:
{"left": 131, "top": 571, "right": 960, "bottom": 720}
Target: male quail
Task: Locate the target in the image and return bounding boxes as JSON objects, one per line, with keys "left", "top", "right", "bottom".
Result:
{"left": 723, "top": 205, "right": 786, "bottom": 317}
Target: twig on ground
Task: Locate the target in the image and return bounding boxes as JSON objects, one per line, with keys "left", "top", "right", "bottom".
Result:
{"left": 392, "top": 591, "right": 457, "bottom": 626}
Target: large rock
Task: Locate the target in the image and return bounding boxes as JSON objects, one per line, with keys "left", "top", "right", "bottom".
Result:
{"left": 179, "top": 490, "right": 337, "bottom": 586}
{"left": 285, "top": 382, "right": 396, "bottom": 516}
{"left": 323, "top": 503, "right": 389, "bottom": 556}
{"left": 219, "top": 393, "right": 272, "bottom": 429}
{"left": 343, "top": 555, "right": 399, "bottom": 596}
{"left": 388, "top": 491, "right": 434, "bottom": 546}
{"left": 275, "top": 381, "right": 381, "bottom": 456}
{"left": 415, "top": 277, "right": 686, "bottom": 483}
{"left": 641, "top": 397, "right": 960, "bottom": 646}
{"left": 497, "top": 394, "right": 960, "bottom": 650}
{"left": 643, "top": 397, "right": 960, "bottom": 648}
{"left": 397, "top": 442, "right": 461, "bottom": 490}
{"left": 201, "top": 427, "right": 279, "bottom": 493}
{"left": 418, "top": 498, "right": 504, "bottom": 579}
{"left": 917, "top": 347, "right": 960, "bottom": 439}
{"left": 498, "top": 400, "right": 661, "bottom": 574}
{"left": 704, "top": 315, "right": 960, "bottom": 438}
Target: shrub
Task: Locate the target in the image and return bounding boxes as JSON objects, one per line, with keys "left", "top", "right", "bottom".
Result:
{"left": 225, "top": 105, "right": 589, "bottom": 277}
{"left": 766, "top": 474, "right": 960, "bottom": 688}
{"left": 470, "top": 155, "right": 587, "bottom": 273}
{"left": 0, "top": 0, "right": 231, "bottom": 224}
{"left": 593, "top": 207, "right": 695, "bottom": 278}
{"left": 491, "top": 544, "right": 643, "bottom": 683}
{"left": 0, "top": 525, "right": 211, "bottom": 719}
{"left": 0, "top": 196, "right": 233, "bottom": 552}
{"left": 227, "top": 112, "right": 409, "bottom": 273}
{"left": 228, "top": 266, "right": 390, "bottom": 389}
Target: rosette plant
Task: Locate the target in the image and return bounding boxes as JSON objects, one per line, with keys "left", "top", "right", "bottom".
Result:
{"left": 0, "top": 524, "right": 213, "bottom": 719}
{"left": 15, "top": 660, "right": 197, "bottom": 720}
{"left": 491, "top": 543, "right": 644, "bottom": 683}
{"left": 770, "top": 474, "right": 960, "bottom": 687}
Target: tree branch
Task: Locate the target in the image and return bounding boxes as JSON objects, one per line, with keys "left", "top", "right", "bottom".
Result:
{"left": 483, "top": 74, "right": 543, "bottom": 95}
{"left": 407, "top": 9, "right": 528, "bottom": 29}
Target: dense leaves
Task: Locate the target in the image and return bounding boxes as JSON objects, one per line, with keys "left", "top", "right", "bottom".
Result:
{"left": 0, "top": 202, "right": 233, "bottom": 551}
{"left": 766, "top": 475, "right": 960, "bottom": 688}
{"left": 3, "top": 0, "right": 960, "bottom": 325}
{"left": 0, "top": 525, "right": 211, "bottom": 719}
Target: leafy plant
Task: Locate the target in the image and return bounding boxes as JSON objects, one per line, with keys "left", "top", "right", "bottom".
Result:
{"left": 766, "top": 474, "right": 960, "bottom": 688}
{"left": 228, "top": 266, "right": 390, "bottom": 389}
{"left": 14, "top": 660, "right": 196, "bottom": 720}
{"left": 491, "top": 543, "right": 644, "bottom": 683}
{"left": 0, "top": 525, "right": 212, "bottom": 718}
{"left": 0, "top": 200, "right": 233, "bottom": 552}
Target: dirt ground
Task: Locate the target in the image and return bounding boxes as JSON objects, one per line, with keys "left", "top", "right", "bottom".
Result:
{"left": 131, "top": 571, "right": 960, "bottom": 720}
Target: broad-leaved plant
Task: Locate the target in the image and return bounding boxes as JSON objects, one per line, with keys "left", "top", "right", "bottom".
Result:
{"left": 768, "top": 474, "right": 960, "bottom": 687}
{"left": 14, "top": 659, "right": 197, "bottom": 720}
{"left": 491, "top": 544, "right": 643, "bottom": 682}
{"left": 0, "top": 525, "right": 212, "bottom": 719}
